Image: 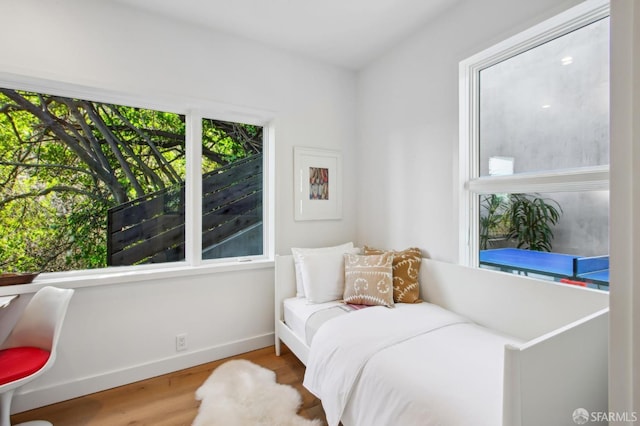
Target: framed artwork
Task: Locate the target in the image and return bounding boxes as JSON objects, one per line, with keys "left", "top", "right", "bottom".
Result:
{"left": 294, "top": 147, "right": 342, "bottom": 221}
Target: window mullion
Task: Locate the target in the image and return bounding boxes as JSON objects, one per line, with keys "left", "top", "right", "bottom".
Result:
{"left": 185, "top": 113, "right": 203, "bottom": 266}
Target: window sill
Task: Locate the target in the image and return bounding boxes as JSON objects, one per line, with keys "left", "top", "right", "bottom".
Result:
{"left": 0, "top": 258, "right": 275, "bottom": 296}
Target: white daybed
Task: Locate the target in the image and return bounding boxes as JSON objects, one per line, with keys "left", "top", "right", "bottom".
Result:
{"left": 274, "top": 254, "right": 609, "bottom": 426}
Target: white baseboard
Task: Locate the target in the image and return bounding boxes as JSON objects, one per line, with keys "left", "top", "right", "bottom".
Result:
{"left": 12, "top": 333, "right": 275, "bottom": 414}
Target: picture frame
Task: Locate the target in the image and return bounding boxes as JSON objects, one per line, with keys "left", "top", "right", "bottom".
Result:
{"left": 294, "top": 147, "right": 342, "bottom": 221}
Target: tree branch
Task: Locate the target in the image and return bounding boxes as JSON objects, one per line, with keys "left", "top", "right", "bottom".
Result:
{"left": 0, "top": 184, "right": 104, "bottom": 208}
{"left": 1, "top": 89, "right": 130, "bottom": 204}
{"left": 104, "top": 104, "right": 182, "bottom": 184}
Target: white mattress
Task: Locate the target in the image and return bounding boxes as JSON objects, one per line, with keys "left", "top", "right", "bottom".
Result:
{"left": 283, "top": 297, "right": 343, "bottom": 343}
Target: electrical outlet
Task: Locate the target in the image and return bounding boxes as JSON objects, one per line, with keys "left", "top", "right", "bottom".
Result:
{"left": 176, "top": 333, "right": 187, "bottom": 352}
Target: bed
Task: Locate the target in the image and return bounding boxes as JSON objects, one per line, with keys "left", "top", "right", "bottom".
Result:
{"left": 274, "top": 253, "right": 609, "bottom": 426}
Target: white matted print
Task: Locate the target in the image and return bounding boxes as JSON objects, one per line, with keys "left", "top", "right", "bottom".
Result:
{"left": 294, "top": 147, "right": 342, "bottom": 221}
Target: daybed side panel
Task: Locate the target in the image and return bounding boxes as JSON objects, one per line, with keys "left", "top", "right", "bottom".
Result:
{"left": 503, "top": 344, "right": 522, "bottom": 426}
{"left": 275, "top": 255, "right": 297, "bottom": 315}
{"left": 420, "top": 258, "right": 609, "bottom": 340}
{"left": 276, "top": 320, "right": 310, "bottom": 365}
{"left": 503, "top": 308, "right": 608, "bottom": 426}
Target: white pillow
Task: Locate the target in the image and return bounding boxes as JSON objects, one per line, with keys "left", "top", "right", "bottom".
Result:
{"left": 291, "top": 242, "right": 354, "bottom": 297}
{"left": 298, "top": 250, "right": 356, "bottom": 303}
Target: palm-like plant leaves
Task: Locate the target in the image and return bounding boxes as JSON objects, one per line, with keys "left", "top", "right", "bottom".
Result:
{"left": 506, "top": 194, "right": 562, "bottom": 252}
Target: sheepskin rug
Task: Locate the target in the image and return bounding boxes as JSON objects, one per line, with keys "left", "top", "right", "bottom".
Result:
{"left": 192, "top": 359, "right": 322, "bottom": 426}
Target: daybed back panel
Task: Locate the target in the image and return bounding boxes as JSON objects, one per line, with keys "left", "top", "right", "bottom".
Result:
{"left": 420, "top": 258, "right": 609, "bottom": 341}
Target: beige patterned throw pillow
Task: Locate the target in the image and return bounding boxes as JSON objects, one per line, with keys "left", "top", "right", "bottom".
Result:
{"left": 364, "top": 246, "right": 423, "bottom": 303}
{"left": 343, "top": 252, "right": 394, "bottom": 307}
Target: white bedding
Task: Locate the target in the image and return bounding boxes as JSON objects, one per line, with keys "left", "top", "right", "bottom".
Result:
{"left": 303, "top": 303, "right": 523, "bottom": 426}
{"left": 283, "top": 297, "right": 343, "bottom": 343}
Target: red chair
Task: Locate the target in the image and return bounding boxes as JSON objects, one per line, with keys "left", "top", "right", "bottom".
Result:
{"left": 0, "top": 287, "right": 74, "bottom": 426}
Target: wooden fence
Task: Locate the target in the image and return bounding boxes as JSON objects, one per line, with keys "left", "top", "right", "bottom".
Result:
{"left": 107, "top": 155, "right": 262, "bottom": 266}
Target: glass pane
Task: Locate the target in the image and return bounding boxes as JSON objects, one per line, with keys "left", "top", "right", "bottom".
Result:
{"left": 0, "top": 88, "right": 186, "bottom": 271}
{"left": 201, "top": 118, "right": 263, "bottom": 260}
{"left": 479, "top": 17, "right": 609, "bottom": 176}
{"left": 479, "top": 191, "right": 609, "bottom": 290}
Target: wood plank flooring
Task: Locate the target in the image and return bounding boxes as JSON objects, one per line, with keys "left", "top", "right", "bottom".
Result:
{"left": 11, "top": 345, "right": 327, "bottom": 426}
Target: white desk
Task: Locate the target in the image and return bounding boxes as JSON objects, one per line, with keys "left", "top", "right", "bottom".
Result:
{"left": 0, "top": 295, "right": 18, "bottom": 309}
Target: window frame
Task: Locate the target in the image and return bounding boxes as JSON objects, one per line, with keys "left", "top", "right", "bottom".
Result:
{"left": 458, "top": 0, "right": 610, "bottom": 267}
{"left": 0, "top": 72, "right": 275, "bottom": 283}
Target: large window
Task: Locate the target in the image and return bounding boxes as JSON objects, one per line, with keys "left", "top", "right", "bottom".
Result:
{"left": 459, "top": 0, "right": 610, "bottom": 289}
{"left": 0, "top": 86, "right": 266, "bottom": 274}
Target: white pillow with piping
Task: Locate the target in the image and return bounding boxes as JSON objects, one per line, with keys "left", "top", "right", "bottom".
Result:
{"left": 298, "top": 249, "right": 358, "bottom": 303}
{"left": 291, "top": 242, "right": 354, "bottom": 297}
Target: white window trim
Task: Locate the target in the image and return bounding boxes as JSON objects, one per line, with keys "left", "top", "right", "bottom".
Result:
{"left": 0, "top": 72, "right": 276, "bottom": 285}
{"left": 458, "top": 0, "right": 610, "bottom": 267}
{"left": 467, "top": 166, "right": 610, "bottom": 194}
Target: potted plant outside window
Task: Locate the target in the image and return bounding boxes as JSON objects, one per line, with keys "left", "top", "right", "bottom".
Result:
{"left": 479, "top": 193, "right": 562, "bottom": 252}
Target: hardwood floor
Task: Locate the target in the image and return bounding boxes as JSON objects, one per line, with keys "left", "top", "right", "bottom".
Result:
{"left": 11, "top": 345, "right": 327, "bottom": 426}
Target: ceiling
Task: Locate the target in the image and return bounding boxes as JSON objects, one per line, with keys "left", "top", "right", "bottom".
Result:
{"left": 112, "top": 0, "right": 457, "bottom": 69}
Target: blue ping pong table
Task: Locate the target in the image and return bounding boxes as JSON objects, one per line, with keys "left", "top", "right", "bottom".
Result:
{"left": 574, "top": 255, "right": 609, "bottom": 287}
{"left": 479, "top": 248, "right": 609, "bottom": 288}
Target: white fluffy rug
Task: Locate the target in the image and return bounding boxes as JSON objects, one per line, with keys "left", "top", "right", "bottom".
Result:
{"left": 192, "top": 359, "right": 322, "bottom": 426}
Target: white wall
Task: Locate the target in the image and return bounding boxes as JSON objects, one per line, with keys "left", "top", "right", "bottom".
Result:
{"left": 0, "top": 0, "right": 357, "bottom": 412}
{"left": 355, "top": 0, "right": 583, "bottom": 261}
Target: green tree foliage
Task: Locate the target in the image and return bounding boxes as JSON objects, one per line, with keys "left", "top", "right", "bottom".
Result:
{"left": 479, "top": 194, "right": 510, "bottom": 250}
{"left": 0, "top": 88, "right": 262, "bottom": 272}
{"left": 202, "top": 118, "right": 261, "bottom": 168}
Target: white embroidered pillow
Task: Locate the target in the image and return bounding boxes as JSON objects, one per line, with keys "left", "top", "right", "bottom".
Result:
{"left": 343, "top": 252, "right": 394, "bottom": 308}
